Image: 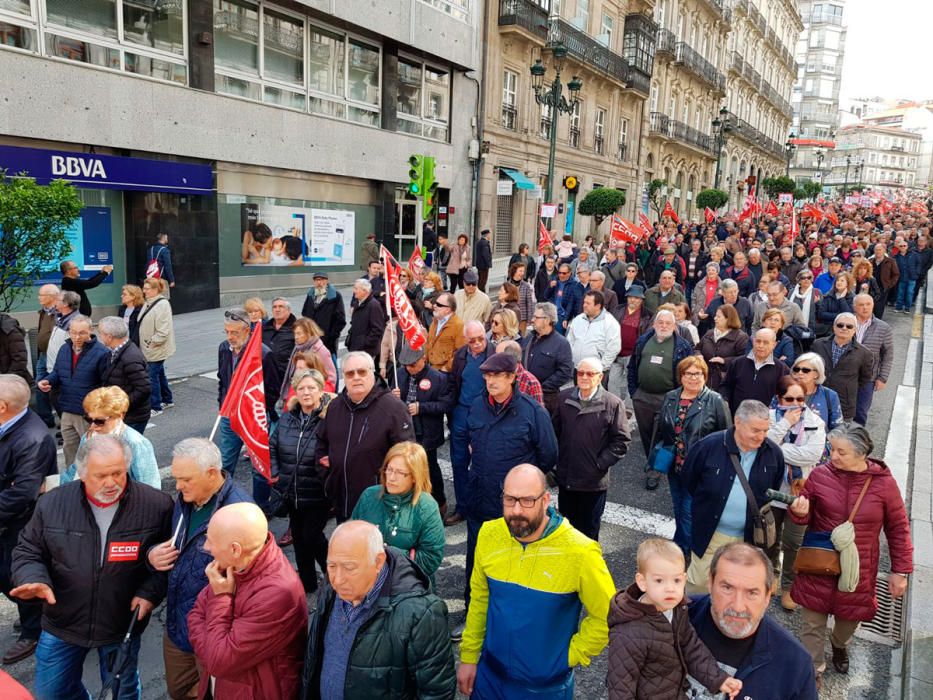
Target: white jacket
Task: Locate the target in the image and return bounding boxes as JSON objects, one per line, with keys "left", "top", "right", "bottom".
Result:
{"left": 768, "top": 406, "right": 826, "bottom": 508}
{"left": 566, "top": 309, "right": 621, "bottom": 371}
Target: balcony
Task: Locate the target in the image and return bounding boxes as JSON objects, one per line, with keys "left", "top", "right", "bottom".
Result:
{"left": 501, "top": 103, "right": 517, "bottom": 131}
{"left": 656, "top": 28, "right": 676, "bottom": 56}
{"left": 732, "top": 0, "right": 748, "bottom": 14}
{"left": 699, "top": 0, "right": 732, "bottom": 24}
{"left": 760, "top": 80, "right": 793, "bottom": 117}
{"left": 649, "top": 112, "right": 716, "bottom": 156}
{"left": 674, "top": 41, "right": 726, "bottom": 92}
{"left": 748, "top": 3, "right": 767, "bottom": 35}
{"left": 891, "top": 144, "right": 905, "bottom": 152}
{"left": 498, "top": 0, "right": 549, "bottom": 38}
{"left": 723, "top": 110, "right": 786, "bottom": 160}
{"left": 650, "top": 111, "right": 671, "bottom": 137}
{"left": 810, "top": 11, "right": 844, "bottom": 27}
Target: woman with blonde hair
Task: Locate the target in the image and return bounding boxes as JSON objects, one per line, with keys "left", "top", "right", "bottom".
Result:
{"left": 486, "top": 308, "right": 520, "bottom": 347}
{"left": 351, "top": 441, "right": 445, "bottom": 583}
{"left": 243, "top": 297, "right": 267, "bottom": 327}
{"left": 118, "top": 284, "right": 145, "bottom": 346}
{"left": 61, "top": 386, "right": 161, "bottom": 488}
{"left": 139, "top": 276, "right": 175, "bottom": 415}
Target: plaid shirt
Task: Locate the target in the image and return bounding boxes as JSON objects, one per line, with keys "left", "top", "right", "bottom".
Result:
{"left": 516, "top": 364, "right": 545, "bottom": 406}
{"left": 831, "top": 340, "right": 851, "bottom": 367}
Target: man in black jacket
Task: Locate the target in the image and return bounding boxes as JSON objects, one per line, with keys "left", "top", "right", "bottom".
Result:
{"left": 12, "top": 433, "right": 172, "bottom": 697}
{"left": 720, "top": 328, "right": 790, "bottom": 415}
{"left": 97, "top": 316, "right": 152, "bottom": 434}
{"left": 346, "top": 279, "right": 386, "bottom": 368}
{"left": 0, "top": 375, "right": 57, "bottom": 664}
{"left": 0, "top": 314, "right": 31, "bottom": 386}
{"left": 59, "top": 259, "right": 113, "bottom": 316}
{"left": 811, "top": 312, "right": 874, "bottom": 422}
{"left": 261, "top": 297, "right": 297, "bottom": 378}
{"left": 302, "top": 272, "right": 347, "bottom": 367}
{"left": 475, "top": 229, "right": 493, "bottom": 292}
{"left": 520, "top": 302, "right": 573, "bottom": 415}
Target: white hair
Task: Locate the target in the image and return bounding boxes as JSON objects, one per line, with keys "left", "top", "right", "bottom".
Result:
{"left": 354, "top": 279, "right": 372, "bottom": 293}
{"left": 835, "top": 312, "right": 857, "bottom": 325}
{"left": 272, "top": 297, "right": 291, "bottom": 309}
{"left": 734, "top": 400, "right": 771, "bottom": 423}
{"left": 577, "top": 357, "right": 603, "bottom": 373}
{"left": 332, "top": 520, "right": 384, "bottom": 564}
{"left": 654, "top": 309, "right": 676, "bottom": 324}
{"left": 75, "top": 434, "right": 132, "bottom": 478}
{"left": 0, "top": 374, "right": 31, "bottom": 411}
{"left": 794, "top": 352, "right": 827, "bottom": 384}
{"left": 97, "top": 316, "right": 129, "bottom": 339}
{"left": 463, "top": 320, "right": 486, "bottom": 336}
{"left": 69, "top": 314, "right": 92, "bottom": 329}
{"left": 172, "top": 437, "right": 221, "bottom": 472}
{"left": 343, "top": 351, "right": 375, "bottom": 372}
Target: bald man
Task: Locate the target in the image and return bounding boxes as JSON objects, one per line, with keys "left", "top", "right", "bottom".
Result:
{"left": 459, "top": 465, "right": 615, "bottom": 699}
{"left": 188, "top": 503, "right": 307, "bottom": 700}
{"left": 302, "top": 521, "right": 455, "bottom": 699}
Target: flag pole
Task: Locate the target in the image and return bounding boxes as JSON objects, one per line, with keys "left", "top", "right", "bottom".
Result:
{"left": 382, "top": 246, "right": 399, "bottom": 389}
{"left": 208, "top": 413, "right": 222, "bottom": 442}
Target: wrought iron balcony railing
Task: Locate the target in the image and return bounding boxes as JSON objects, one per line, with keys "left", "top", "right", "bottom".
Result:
{"left": 674, "top": 40, "right": 726, "bottom": 92}
{"left": 656, "top": 28, "right": 676, "bottom": 55}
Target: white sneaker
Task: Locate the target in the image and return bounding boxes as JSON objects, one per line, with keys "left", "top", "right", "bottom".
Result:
{"left": 150, "top": 409, "right": 163, "bottom": 417}
{"left": 162, "top": 402, "right": 175, "bottom": 409}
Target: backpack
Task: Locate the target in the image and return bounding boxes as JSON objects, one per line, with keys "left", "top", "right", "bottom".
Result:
{"left": 146, "top": 245, "right": 164, "bottom": 279}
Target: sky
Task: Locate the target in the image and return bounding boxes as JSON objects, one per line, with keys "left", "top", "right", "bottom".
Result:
{"left": 838, "top": 0, "right": 933, "bottom": 103}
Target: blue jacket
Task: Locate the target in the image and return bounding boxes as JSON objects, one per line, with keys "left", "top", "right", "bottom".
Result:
{"left": 813, "top": 271, "right": 835, "bottom": 295}
{"left": 545, "top": 278, "right": 584, "bottom": 328}
{"left": 45, "top": 336, "right": 109, "bottom": 414}
{"left": 164, "top": 475, "right": 252, "bottom": 652}
{"left": 466, "top": 390, "right": 558, "bottom": 521}
{"left": 688, "top": 596, "right": 817, "bottom": 700}
{"left": 396, "top": 365, "right": 453, "bottom": 450}
{"left": 815, "top": 293, "right": 854, "bottom": 324}
{"left": 682, "top": 428, "right": 784, "bottom": 557}
{"left": 627, "top": 329, "right": 695, "bottom": 398}
{"left": 520, "top": 329, "right": 574, "bottom": 394}
{"left": 894, "top": 250, "right": 923, "bottom": 282}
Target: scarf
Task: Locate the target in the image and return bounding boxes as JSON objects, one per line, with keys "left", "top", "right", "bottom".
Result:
{"left": 790, "top": 284, "right": 814, "bottom": 322}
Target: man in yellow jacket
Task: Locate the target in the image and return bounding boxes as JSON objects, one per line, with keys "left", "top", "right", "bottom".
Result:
{"left": 457, "top": 464, "right": 616, "bottom": 699}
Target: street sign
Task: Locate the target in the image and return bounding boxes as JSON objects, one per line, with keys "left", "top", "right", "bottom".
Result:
{"left": 779, "top": 193, "right": 793, "bottom": 204}
{"left": 540, "top": 203, "right": 557, "bottom": 218}
{"left": 497, "top": 180, "right": 514, "bottom": 196}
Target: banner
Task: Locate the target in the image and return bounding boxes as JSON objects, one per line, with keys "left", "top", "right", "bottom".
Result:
{"left": 638, "top": 212, "right": 654, "bottom": 239}
{"left": 704, "top": 207, "right": 715, "bottom": 224}
{"left": 609, "top": 215, "right": 640, "bottom": 247}
{"left": 408, "top": 246, "right": 426, "bottom": 278}
{"left": 240, "top": 203, "right": 355, "bottom": 267}
{"left": 662, "top": 200, "right": 680, "bottom": 224}
{"left": 779, "top": 193, "right": 793, "bottom": 204}
{"left": 382, "top": 246, "right": 428, "bottom": 351}
{"left": 218, "top": 327, "right": 271, "bottom": 482}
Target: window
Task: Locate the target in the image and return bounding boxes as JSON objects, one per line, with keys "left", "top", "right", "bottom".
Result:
{"left": 599, "top": 13, "right": 613, "bottom": 48}
{"left": 618, "top": 117, "right": 629, "bottom": 159}
{"left": 263, "top": 7, "right": 303, "bottom": 84}
{"left": 575, "top": 0, "right": 589, "bottom": 31}
{"left": 595, "top": 107, "right": 605, "bottom": 154}
{"left": 501, "top": 69, "right": 517, "bottom": 130}
{"left": 417, "top": 0, "right": 470, "bottom": 22}
{"left": 655, "top": 0, "right": 665, "bottom": 29}
{"left": 622, "top": 14, "right": 656, "bottom": 75}
{"left": 540, "top": 101, "right": 552, "bottom": 139}
{"left": 396, "top": 57, "right": 449, "bottom": 140}
{"left": 214, "top": 1, "right": 259, "bottom": 74}
{"left": 570, "top": 100, "right": 581, "bottom": 148}
{"left": 650, "top": 83, "right": 658, "bottom": 112}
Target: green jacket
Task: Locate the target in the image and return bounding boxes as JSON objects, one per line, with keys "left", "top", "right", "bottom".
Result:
{"left": 351, "top": 486, "right": 445, "bottom": 584}
{"left": 301, "top": 547, "right": 456, "bottom": 700}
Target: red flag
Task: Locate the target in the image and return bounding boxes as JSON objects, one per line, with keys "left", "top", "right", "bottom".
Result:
{"left": 765, "top": 201, "right": 779, "bottom": 217}
{"left": 382, "top": 246, "right": 428, "bottom": 351}
{"left": 610, "top": 215, "right": 641, "bottom": 246}
{"left": 408, "top": 246, "right": 426, "bottom": 278}
{"left": 538, "top": 220, "right": 553, "bottom": 253}
{"left": 791, "top": 207, "right": 799, "bottom": 240}
{"left": 638, "top": 212, "right": 654, "bottom": 239}
{"left": 704, "top": 207, "right": 715, "bottom": 224}
{"left": 825, "top": 209, "right": 839, "bottom": 227}
{"left": 219, "top": 326, "right": 271, "bottom": 482}
{"left": 802, "top": 203, "right": 823, "bottom": 221}
{"left": 662, "top": 200, "right": 680, "bottom": 224}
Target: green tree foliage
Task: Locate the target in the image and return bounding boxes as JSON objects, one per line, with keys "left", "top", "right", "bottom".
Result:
{"left": 0, "top": 171, "right": 83, "bottom": 312}
{"left": 647, "top": 179, "right": 667, "bottom": 221}
{"left": 760, "top": 176, "right": 797, "bottom": 200}
{"left": 577, "top": 187, "right": 626, "bottom": 228}
{"left": 695, "top": 188, "right": 729, "bottom": 211}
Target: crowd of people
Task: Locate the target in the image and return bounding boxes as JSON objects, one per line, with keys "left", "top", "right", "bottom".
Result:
{"left": 0, "top": 198, "right": 925, "bottom": 699}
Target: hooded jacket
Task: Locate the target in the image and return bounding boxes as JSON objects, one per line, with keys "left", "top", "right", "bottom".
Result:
{"left": 315, "top": 384, "right": 415, "bottom": 520}
{"left": 302, "top": 284, "right": 347, "bottom": 354}
{"left": 302, "top": 546, "right": 456, "bottom": 700}
{"left": 607, "top": 583, "right": 728, "bottom": 699}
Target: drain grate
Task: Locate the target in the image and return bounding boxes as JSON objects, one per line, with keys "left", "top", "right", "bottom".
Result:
{"left": 855, "top": 573, "right": 904, "bottom": 646}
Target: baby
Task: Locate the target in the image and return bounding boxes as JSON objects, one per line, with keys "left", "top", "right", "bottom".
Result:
{"left": 607, "top": 538, "right": 742, "bottom": 699}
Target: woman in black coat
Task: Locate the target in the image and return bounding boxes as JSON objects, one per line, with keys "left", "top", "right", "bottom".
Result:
{"left": 509, "top": 243, "right": 537, "bottom": 281}
{"left": 697, "top": 303, "right": 749, "bottom": 391}
{"left": 118, "top": 284, "right": 145, "bottom": 347}
{"left": 268, "top": 369, "right": 333, "bottom": 592}
{"left": 815, "top": 272, "right": 855, "bottom": 337}
{"left": 534, "top": 255, "right": 558, "bottom": 302}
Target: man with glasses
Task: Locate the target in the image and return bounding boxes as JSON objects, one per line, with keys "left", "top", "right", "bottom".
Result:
{"left": 553, "top": 357, "right": 630, "bottom": 541}
{"left": 720, "top": 328, "right": 790, "bottom": 416}
{"left": 425, "top": 292, "right": 465, "bottom": 372}
{"left": 751, "top": 281, "right": 805, "bottom": 332}
{"left": 611, "top": 262, "right": 645, "bottom": 304}
{"left": 852, "top": 294, "right": 893, "bottom": 426}
{"left": 36, "top": 315, "right": 109, "bottom": 467}
{"left": 811, "top": 312, "right": 873, "bottom": 422}
{"left": 59, "top": 259, "right": 113, "bottom": 316}
{"left": 315, "top": 352, "right": 414, "bottom": 521}
{"left": 871, "top": 243, "right": 899, "bottom": 318}
{"left": 454, "top": 270, "right": 492, "bottom": 324}
{"left": 458, "top": 464, "right": 614, "bottom": 698}
{"left": 520, "top": 302, "right": 573, "bottom": 415}
{"left": 545, "top": 264, "right": 584, "bottom": 335}
{"left": 644, "top": 270, "right": 686, "bottom": 317}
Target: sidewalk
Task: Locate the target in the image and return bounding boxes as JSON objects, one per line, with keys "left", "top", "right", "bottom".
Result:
{"left": 165, "top": 257, "right": 512, "bottom": 380}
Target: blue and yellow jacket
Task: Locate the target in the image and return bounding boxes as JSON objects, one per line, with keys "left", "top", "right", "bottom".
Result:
{"left": 461, "top": 511, "right": 616, "bottom": 699}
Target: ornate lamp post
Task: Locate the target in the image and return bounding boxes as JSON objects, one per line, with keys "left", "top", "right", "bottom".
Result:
{"left": 815, "top": 148, "right": 825, "bottom": 185}
{"left": 530, "top": 45, "right": 582, "bottom": 205}
{"left": 784, "top": 133, "right": 797, "bottom": 177}
{"left": 854, "top": 160, "right": 863, "bottom": 191}
{"left": 711, "top": 106, "right": 732, "bottom": 190}
{"left": 843, "top": 154, "right": 852, "bottom": 197}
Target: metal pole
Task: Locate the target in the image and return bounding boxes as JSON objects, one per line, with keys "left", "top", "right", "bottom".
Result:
{"left": 544, "top": 74, "right": 561, "bottom": 206}
{"left": 714, "top": 132, "right": 723, "bottom": 189}
{"left": 843, "top": 160, "right": 850, "bottom": 197}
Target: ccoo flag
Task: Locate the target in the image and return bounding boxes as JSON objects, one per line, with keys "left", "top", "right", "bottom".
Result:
{"left": 662, "top": 200, "right": 680, "bottom": 224}
{"left": 382, "top": 246, "right": 428, "bottom": 351}
{"left": 704, "top": 207, "right": 716, "bottom": 224}
{"left": 538, "top": 220, "right": 553, "bottom": 253}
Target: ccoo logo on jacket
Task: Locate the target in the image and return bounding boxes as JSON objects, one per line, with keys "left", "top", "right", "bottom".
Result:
{"left": 107, "top": 541, "right": 141, "bottom": 562}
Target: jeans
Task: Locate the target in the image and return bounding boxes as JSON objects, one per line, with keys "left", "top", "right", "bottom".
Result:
{"left": 668, "top": 470, "right": 693, "bottom": 557}
{"left": 854, "top": 382, "right": 875, "bottom": 426}
{"left": 895, "top": 278, "right": 916, "bottom": 311}
{"left": 34, "top": 630, "right": 142, "bottom": 700}
{"left": 449, "top": 405, "right": 472, "bottom": 516}
{"left": 34, "top": 353, "right": 56, "bottom": 427}
{"left": 217, "top": 416, "right": 243, "bottom": 477}
{"left": 148, "top": 360, "right": 173, "bottom": 410}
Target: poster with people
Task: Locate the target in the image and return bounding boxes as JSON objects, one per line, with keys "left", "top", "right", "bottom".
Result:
{"left": 239, "top": 203, "right": 355, "bottom": 267}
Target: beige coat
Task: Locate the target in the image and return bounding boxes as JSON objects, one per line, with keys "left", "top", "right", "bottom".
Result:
{"left": 447, "top": 243, "right": 472, "bottom": 274}
{"left": 138, "top": 295, "right": 176, "bottom": 362}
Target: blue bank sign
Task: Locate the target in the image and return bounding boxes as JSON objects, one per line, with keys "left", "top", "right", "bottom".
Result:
{"left": 0, "top": 145, "right": 213, "bottom": 195}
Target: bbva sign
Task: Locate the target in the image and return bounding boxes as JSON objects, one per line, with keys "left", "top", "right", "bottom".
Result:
{"left": 51, "top": 155, "right": 108, "bottom": 179}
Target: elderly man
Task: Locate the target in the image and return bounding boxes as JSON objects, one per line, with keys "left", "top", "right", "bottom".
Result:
{"left": 476, "top": 228, "right": 493, "bottom": 292}
{"left": 705, "top": 278, "right": 754, "bottom": 334}
{"left": 346, "top": 279, "right": 386, "bottom": 364}
{"left": 724, "top": 251, "right": 755, "bottom": 298}
{"left": 496, "top": 340, "right": 543, "bottom": 406}
{"left": 720, "top": 328, "right": 790, "bottom": 415}
{"left": 852, "top": 294, "right": 894, "bottom": 425}
{"left": 871, "top": 243, "right": 900, "bottom": 318}
{"left": 628, "top": 310, "right": 694, "bottom": 490}
{"left": 644, "top": 269, "right": 687, "bottom": 316}
{"left": 97, "top": 316, "right": 152, "bottom": 435}
{"left": 0, "top": 375, "right": 57, "bottom": 664}
{"left": 588, "top": 270, "right": 618, "bottom": 313}
{"left": 43, "top": 290, "right": 81, "bottom": 386}
{"left": 59, "top": 259, "right": 113, "bottom": 316}
{"left": 37, "top": 314, "right": 109, "bottom": 467}
{"left": 216, "top": 308, "right": 281, "bottom": 478}
{"left": 609, "top": 286, "right": 650, "bottom": 403}
{"left": 681, "top": 401, "right": 785, "bottom": 594}
{"left": 147, "top": 438, "right": 251, "bottom": 700}
{"left": 688, "top": 543, "right": 817, "bottom": 699}
{"left": 188, "top": 503, "right": 307, "bottom": 700}
{"left": 303, "top": 521, "right": 455, "bottom": 698}
{"left": 301, "top": 271, "right": 346, "bottom": 366}
{"left": 459, "top": 465, "right": 615, "bottom": 699}
{"left": 34, "top": 284, "right": 61, "bottom": 427}
{"left": 553, "top": 358, "right": 630, "bottom": 541}
{"left": 652, "top": 246, "right": 686, "bottom": 285}
{"left": 425, "top": 291, "right": 465, "bottom": 371}
{"left": 546, "top": 263, "right": 584, "bottom": 334}
{"left": 811, "top": 312, "right": 874, "bottom": 422}
{"left": 447, "top": 321, "right": 493, "bottom": 526}
{"left": 261, "top": 297, "right": 297, "bottom": 378}
{"left": 455, "top": 270, "right": 493, "bottom": 324}
{"left": 566, "top": 290, "right": 621, "bottom": 384}
{"left": 12, "top": 434, "right": 172, "bottom": 698}
{"left": 751, "top": 281, "right": 806, "bottom": 332}
{"left": 315, "top": 352, "right": 414, "bottom": 521}
{"left": 601, "top": 248, "right": 626, "bottom": 287}
{"left": 521, "top": 302, "right": 573, "bottom": 414}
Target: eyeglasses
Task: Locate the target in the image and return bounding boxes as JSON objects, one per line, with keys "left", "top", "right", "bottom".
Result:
{"left": 682, "top": 371, "right": 705, "bottom": 378}
{"left": 385, "top": 468, "right": 412, "bottom": 479}
{"left": 466, "top": 336, "right": 485, "bottom": 344}
{"left": 576, "top": 370, "right": 601, "bottom": 377}
{"left": 343, "top": 368, "right": 371, "bottom": 378}
{"left": 835, "top": 323, "right": 855, "bottom": 330}
{"left": 532, "top": 315, "right": 547, "bottom": 321}
{"left": 792, "top": 366, "right": 814, "bottom": 374}
{"left": 434, "top": 302, "right": 449, "bottom": 308}
{"left": 83, "top": 415, "right": 111, "bottom": 426}
{"left": 502, "top": 492, "right": 546, "bottom": 509}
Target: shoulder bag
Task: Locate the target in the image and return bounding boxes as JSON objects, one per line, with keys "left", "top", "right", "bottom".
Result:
{"left": 727, "top": 448, "right": 776, "bottom": 550}
{"left": 794, "top": 476, "right": 872, "bottom": 577}
{"left": 646, "top": 413, "right": 675, "bottom": 475}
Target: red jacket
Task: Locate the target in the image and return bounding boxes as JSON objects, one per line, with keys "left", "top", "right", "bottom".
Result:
{"left": 188, "top": 535, "right": 308, "bottom": 700}
{"left": 790, "top": 459, "right": 912, "bottom": 621}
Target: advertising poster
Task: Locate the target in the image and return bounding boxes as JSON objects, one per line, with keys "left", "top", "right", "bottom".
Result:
{"left": 35, "top": 206, "right": 113, "bottom": 284}
{"left": 240, "top": 203, "right": 355, "bottom": 267}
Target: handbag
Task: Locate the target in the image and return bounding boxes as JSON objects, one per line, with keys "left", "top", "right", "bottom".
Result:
{"left": 794, "top": 476, "right": 872, "bottom": 577}
{"left": 727, "top": 448, "right": 777, "bottom": 550}
{"left": 645, "top": 416, "right": 674, "bottom": 474}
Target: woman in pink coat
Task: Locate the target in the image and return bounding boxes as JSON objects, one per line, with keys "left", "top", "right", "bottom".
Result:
{"left": 788, "top": 424, "right": 912, "bottom": 688}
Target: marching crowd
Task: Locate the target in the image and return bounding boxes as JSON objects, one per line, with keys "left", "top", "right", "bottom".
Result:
{"left": 0, "top": 198, "right": 926, "bottom": 699}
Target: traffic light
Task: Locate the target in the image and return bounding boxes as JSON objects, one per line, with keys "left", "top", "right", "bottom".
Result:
{"left": 422, "top": 156, "right": 439, "bottom": 219}
{"left": 408, "top": 154, "right": 425, "bottom": 196}
{"left": 563, "top": 175, "right": 579, "bottom": 192}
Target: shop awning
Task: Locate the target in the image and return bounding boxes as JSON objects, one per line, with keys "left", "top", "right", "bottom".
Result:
{"left": 500, "top": 168, "right": 537, "bottom": 190}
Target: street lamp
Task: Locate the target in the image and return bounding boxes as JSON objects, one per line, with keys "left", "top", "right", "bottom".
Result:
{"left": 784, "top": 133, "right": 797, "bottom": 177}
{"left": 815, "top": 148, "right": 825, "bottom": 185}
{"left": 854, "top": 160, "right": 863, "bottom": 191}
{"left": 843, "top": 154, "right": 852, "bottom": 197}
{"left": 530, "top": 43, "right": 582, "bottom": 206}
{"left": 711, "top": 106, "right": 732, "bottom": 189}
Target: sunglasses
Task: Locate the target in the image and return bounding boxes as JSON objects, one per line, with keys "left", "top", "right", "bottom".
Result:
{"left": 343, "top": 368, "right": 371, "bottom": 378}
{"left": 576, "top": 370, "right": 600, "bottom": 377}
{"left": 465, "top": 282, "right": 477, "bottom": 287}
{"left": 792, "top": 366, "right": 814, "bottom": 374}
{"left": 83, "top": 415, "right": 110, "bottom": 426}
{"left": 434, "top": 302, "right": 449, "bottom": 308}
{"left": 835, "top": 323, "right": 855, "bottom": 330}
{"left": 781, "top": 396, "right": 807, "bottom": 403}
{"left": 224, "top": 310, "right": 251, "bottom": 325}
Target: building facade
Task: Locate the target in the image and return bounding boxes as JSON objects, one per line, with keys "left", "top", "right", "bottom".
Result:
{"left": 859, "top": 103, "right": 933, "bottom": 190}
{"left": 825, "top": 124, "right": 922, "bottom": 194}
{"left": 788, "top": 0, "right": 846, "bottom": 186}
{"left": 0, "top": 0, "right": 481, "bottom": 317}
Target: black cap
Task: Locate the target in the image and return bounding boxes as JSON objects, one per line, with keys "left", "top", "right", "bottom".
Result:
{"left": 312, "top": 271, "right": 329, "bottom": 279}
{"left": 463, "top": 270, "right": 479, "bottom": 285}
{"left": 829, "top": 257, "right": 842, "bottom": 265}
{"left": 398, "top": 343, "right": 425, "bottom": 365}
{"left": 626, "top": 286, "right": 645, "bottom": 299}
{"left": 479, "top": 353, "right": 517, "bottom": 374}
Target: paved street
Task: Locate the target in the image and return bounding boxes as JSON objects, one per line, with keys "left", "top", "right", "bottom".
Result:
{"left": 0, "top": 301, "right": 919, "bottom": 699}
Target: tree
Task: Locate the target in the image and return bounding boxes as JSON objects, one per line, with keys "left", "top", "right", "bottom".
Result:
{"left": 0, "top": 171, "right": 83, "bottom": 312}
{"left": 695, "top": 188, "right": 729, "bottom": 211}
{"left": 577, "top": 187, "right": 626, "bottom": 228}
{"left": 761, "top": 176, "right": 796, "bottom": 200}
{"left": 647, "top": 179, "right": 667, "bottom": 221}
{"left": 802, "top": 180, "right": 822, "bottom": 201}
